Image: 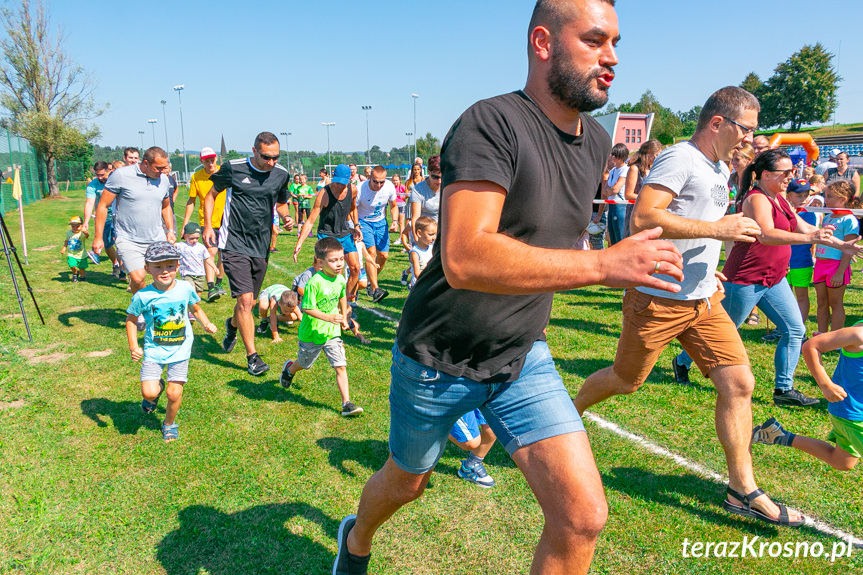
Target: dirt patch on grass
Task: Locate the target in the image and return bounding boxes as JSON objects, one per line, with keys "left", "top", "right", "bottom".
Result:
{"left": 1, "top": 314, "right": 22, "bottom": 319}
{"left": 0, "top": 399, "right": 24, "bottom": 409}
{"left": 32, "top": 245, "right": 57, "bottom": 251}
{"left": 65, "top": 306, "right": 90, "bottom": 313}
{"left": 19, "top": 343, "right": 71, "bottom": 364}
{"left": 86, "top": 349, "right": 112, "bottom": 358}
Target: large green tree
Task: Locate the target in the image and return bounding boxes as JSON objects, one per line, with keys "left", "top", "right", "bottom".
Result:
{"left": 756, "top": 43, "right": 840, "bottom": 131}
{"left": 415, "top": 132, "right": 441, "bottom": 160}
{"left": 0, "top": 0, "right": 103, "bottom": 196}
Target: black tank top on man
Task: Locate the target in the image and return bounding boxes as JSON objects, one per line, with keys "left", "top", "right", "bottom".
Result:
{"left": 317, "top": 184, "right": 352, "bottom": 239}
{"left": 397, "top": 91, "right": 610, "bottom": 383}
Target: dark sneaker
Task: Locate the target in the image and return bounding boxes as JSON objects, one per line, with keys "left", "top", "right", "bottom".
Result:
{"left": 71, "top": 274, "right": 78, "bottom": 283}
{"left": 371, "top": 288, "right": 388, "bottom": 304}
{"left": 341, "top": 401, "right": 364, "bottom": 417}
{"left": 457, "top": 460, "right": 495, "bottom": 488}
{"left": 222, "top": 317, "right": 237, "bottom": 353}
{"left": 255, "top": 319, "right": 269, "bottom": 334}
{"left": 269, "top": 247, "right": 279, "bottom": 253}
{"left": 206, "top": 287, "right": 222, "bottom": 302}
{"left": 280, "top": 361, "right": 295, "bottom": 389}
{"left": 672, "top": 356, "right": 690, "bottom": 385}
{"left": 333, "top": 514, "right": 370, "bottom": 575}
{"left": 773, "top": 388, "right": 820, "bottom": 407}
{"left": 247, "top": 353, "right": 270, "bottom": 376}
{"left": 78, "top": 275, "right": 86, "bottom": 282}
{"left": 752, "top": 417, "right": 793, "bottom": 446}
{"left": 762, "top": 329, "right": 781, "bottom": 342}
{"left": 141, "top": 379, "right": 166, "bottom": 414}
{"left": 366, "top": 285, "right": 375, "bottom": 299}
{"left": 118, "top": 270, "right": 127, "bottom": 281}
{"left": 400, "top": 270, "right": 409, "bottom": 286}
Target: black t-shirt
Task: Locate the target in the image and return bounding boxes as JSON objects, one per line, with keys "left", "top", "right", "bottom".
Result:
{"left": 210, "top": 158, "right": 289, "bottom": 258}
{"left": 397, "top": 91, "right": 611, "bottom": 383}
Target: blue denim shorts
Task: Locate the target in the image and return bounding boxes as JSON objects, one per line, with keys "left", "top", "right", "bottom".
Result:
{"left": 389, "top": 340, "right": 585, "bottom": 474}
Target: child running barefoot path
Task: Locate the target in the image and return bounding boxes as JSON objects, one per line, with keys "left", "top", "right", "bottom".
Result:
{"left": 753, "top": 326, "right": 863, "bottom": 471}
{"left": 126, "top": 242, "right": 217, "bottom": 442}
{"left": 280, "top": 237, "right": 363, "bottom": 417}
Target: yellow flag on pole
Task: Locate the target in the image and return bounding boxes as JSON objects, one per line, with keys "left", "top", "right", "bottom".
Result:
{"left": 12, "top": 167, "right": 22, "bottom": 200}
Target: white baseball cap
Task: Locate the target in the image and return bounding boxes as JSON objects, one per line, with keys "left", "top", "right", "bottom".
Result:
{"left": 200, "top": 147, "right": 217, "bottom": 159}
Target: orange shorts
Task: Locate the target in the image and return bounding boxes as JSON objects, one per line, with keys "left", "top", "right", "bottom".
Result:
{"left": 613, "top": 289, "right": 749, "bottom": 386}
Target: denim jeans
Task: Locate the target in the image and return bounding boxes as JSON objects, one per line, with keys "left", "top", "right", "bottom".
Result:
{"left": 608, "top": 204, "right": 627, "bottom": 246}
{"left": 676, "top": 279, "right": 805, "bottom": 391}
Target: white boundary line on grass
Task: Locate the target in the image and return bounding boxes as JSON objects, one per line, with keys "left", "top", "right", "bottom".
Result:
{"left": 584, "top": 411, "right": 863, "bottom": 547}
{"left": 269, "top": 259, "right": 861, "bottom": 547}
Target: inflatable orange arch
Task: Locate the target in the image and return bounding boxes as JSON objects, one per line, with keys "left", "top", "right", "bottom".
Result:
{"left": 768, "top": 133, "right": 820, "bottom": 163}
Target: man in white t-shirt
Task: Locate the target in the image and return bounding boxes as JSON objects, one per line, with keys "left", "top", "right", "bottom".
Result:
{"left": 576, "top": 86, "right": 805, "bottom": 529}
{"left": 356, "top": 165, "right": 398, "bottom": 303}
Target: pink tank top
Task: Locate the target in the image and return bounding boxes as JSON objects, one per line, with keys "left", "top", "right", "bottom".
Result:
{"left": 723, "top": 188, "right": 798, "bottom": 287}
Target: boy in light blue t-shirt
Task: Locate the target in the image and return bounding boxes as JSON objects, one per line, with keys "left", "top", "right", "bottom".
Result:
{"left": 126, "top": 242, "right": 216, "bottom": 442}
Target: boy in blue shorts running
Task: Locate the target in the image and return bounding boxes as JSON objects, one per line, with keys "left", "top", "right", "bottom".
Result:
{"left": 449, "top": 410, "right": 498, "bottom": 487}
{"left": 126, "top": 242, "right": 217, "bottom": 442}
{"left": 753, "top": 325, "right": 863, "bottom": 471}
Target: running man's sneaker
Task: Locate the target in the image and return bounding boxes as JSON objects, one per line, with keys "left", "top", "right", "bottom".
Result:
{"left": 222, "top": 317, "right": 238, "bottom": 353}
{"left": 366, "top": 285, "right": 375, "bottom": 299}
{"left": 752, "top": 417, "right": 794, "bottom": 446}
{"left": 255, "top": 318, "right": 269, "bottom": 334}
{"left": 247, "top": 353, "right": 270, "bottom": 376}
{"left": 206, "top": 287, "right": 222, "bottom": 302}
{"left": 773, "top": 388, "right": 819, "bottom": 407}
{"left": 280, "top": 361, "right": 295, "bottom": 389}
{"left": 112, "top": 264, "right": 122, "bottom": 278}
{"left": 118, "top": 270, "right": 127, "bottom": 281}
{"left": 371, "top": 288, "right": 388, "bottom": 304}
{"left": 672, "top": 356, "right": 690, "bottom": 385}
{"left": 457, "top": 460, "right": 495, "bottom": 488}
{"left": 341, "top": 401, "right": 364, "bottom": 417}
{"left": 400, "top": 270, "right": 409, "bottom": 286}
{"left": 333, "top": 515, "right": 370, "bottom": 575}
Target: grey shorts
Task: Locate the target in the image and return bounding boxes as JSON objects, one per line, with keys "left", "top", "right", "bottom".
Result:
{"left": 182, "top": 275, "right": 206, "bottom": 293}
{"left": 114, "top": 237, "right": 152, "bottom": 273}
{"left": 140, "top": 359, "right": 189, "bottom": 382}
{"left": 297, "top": 338, "right": 346, "bottom": 369}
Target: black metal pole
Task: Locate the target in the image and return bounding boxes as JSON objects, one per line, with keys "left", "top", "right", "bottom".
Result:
{"left": 0, "top": 212, "right": 44, "bottom": 332}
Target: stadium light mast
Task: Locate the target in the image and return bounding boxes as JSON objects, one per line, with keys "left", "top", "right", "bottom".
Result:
{"left": 405, "top": 133, "right": 412, "bottom": 165}
{"left": 322, "top": 122, "right": 335, "bottom": 168}
{"left": 138, "top": 130, "right": 145, "bottom": 150}
{"left": 280, "top": 131, "right": 292, "bottom": 172}
{"left": 362, "top": 105, "right": 372, "bottom": 164}
{"left": 147, "top": 119, "right": 157, "bottom": 146}
{"left": 411, "top": 93, "right": 419, "bottom": 161}
{"left": 173, "top": 85, "right": 189, "bottom": 181}
{"left": 160, "top": 100, "right": 169, "bottom": 154}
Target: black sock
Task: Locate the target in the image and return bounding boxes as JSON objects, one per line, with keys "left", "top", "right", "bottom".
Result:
{"left": 347, "top": 552, "right": 371, "bottom": 569}
{"left": 215, "top": 278, "right": 223, "bottom": 287}
{"left": 207, "top": 281, "right": 214, "bottom": 290}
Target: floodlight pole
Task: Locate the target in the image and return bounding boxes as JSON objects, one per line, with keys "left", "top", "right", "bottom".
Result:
{"left": 280, "top": 131, "right": 291, "bottom": 172}
{"left": 138, "top": 131, "right": 145, "bottom": 150}
{"left": 322, "top": 122, "right": 335, "bottom": 168}
{"left": 405, "top": 132, "right": 412, "bottom": 164}
{"left": 411, "top": 93, "right": 419, "bottom": 161}
{"left": 174, "top": 85, "right": 189, "bottom": 181}
{"left": 147, "top": 119, "right": 158, "bottom": 146}
{"left": 160, "top": 99, "right": 169, "bottom": 154}
{"left": 362, "top": 105, "right": 372, "bottom": 164}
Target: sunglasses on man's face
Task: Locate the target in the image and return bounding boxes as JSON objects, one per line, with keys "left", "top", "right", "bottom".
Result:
{"left": 258, "top": 151, "right": 279, "bottom": 161}
{"left": 429, "top": 174, "right": 442, "bottom": 180}
{"left": 371, "top": 179, "right": 386, "bottom": 185}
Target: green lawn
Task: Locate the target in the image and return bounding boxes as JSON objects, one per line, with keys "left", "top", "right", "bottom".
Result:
{"left": 0, "top": 188, "right": 861, "bottom": 574}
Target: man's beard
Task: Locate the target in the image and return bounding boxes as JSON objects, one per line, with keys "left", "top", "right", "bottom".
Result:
{"left": 547, "top": 49, "right": 610, "bottom": 113}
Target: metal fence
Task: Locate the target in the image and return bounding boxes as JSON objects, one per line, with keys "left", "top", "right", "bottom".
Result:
{"left": 0, "top": 128, "right": 90, "bottom": 214}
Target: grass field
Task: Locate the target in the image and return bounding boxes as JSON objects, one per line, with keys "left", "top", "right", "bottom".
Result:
{"left": 1, "top": 187, "right": 862, "bottom": 574}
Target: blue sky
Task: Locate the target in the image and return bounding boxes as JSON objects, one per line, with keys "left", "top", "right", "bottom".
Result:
{"left": 50, "top": 0, "right": 862, "bottom": 155}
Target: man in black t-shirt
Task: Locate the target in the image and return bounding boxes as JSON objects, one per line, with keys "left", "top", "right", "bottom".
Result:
{"left": 203, "top": 132, "right": 293, "bottom": 376}
{"left": 334, "top": 2, "right": 684, "bottom": 575}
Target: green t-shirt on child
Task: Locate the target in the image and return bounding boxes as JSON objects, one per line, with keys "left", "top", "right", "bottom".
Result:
{"left": 298, "top": 271, "right": 346, "bottom": 345}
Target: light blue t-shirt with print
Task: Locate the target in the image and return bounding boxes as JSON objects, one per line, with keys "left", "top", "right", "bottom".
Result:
{"left": 86, "top": 178, "right": 113, "bottom": 220}
{"left": 815, "top": 214, "right": 859, "bottom": 261}
{"left": 127, "top": 281, "right": 200, "bottom": 364}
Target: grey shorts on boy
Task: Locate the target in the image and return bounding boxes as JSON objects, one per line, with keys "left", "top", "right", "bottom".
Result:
{"left": 140, "top": 359, "right": 190, "bottom": 382}
{"left": 296, "top": 338, "right": 346, "bottom": 369}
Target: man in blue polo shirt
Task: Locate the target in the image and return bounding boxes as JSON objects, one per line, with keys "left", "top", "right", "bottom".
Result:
{"left": 93, "top": 147, "right": 175, "bottom": 295}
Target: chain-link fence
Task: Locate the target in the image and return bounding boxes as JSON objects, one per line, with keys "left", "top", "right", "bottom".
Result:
{"left": 0, "top": 127, "right": 47, "bottom": 214}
